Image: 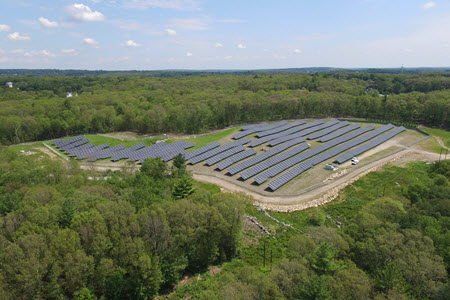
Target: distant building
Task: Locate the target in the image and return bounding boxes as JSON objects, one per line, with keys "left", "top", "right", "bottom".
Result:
{"left": 6, "top": 82, "right": 13, "bottom": 88}
{"left": 66, "top": 92, "right": 73, "bottom": 97}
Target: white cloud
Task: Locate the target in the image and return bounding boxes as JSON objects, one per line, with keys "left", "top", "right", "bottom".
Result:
{"left": 0, "top": 48, "right": 4, "bottom": 54}
{"left": 126, "top": 0, "right": 200, "bottom": 11}
{"left": 294, "top": 48, "right": 302, "bottom": 54}
{"left": 0, "top": 24, "right": 11, "bottom": 32}
{"left": 404, "top": 48, "right": 413, "bottom": 53}
{"left": 186, "top": 52, "right": 193, "bottom": 56}
{"left": 237, "top": 43, "right": 246, "bottom": 49}
{"left": 122, "top": 40, "right": 141, "bottom": 47}
{"left": 39, "top": 17, "right": 58, "bottom": 28}
{"left": 83, "top": 37, "right": 98, "bottom": 45}
{"left": 215, "top": 42, "right": 223, "bottom": 48}
{"left": 8, "top": 32, "right": 30, "bottom": 41}
{"left": 61, "top": 49, "right": 76, "bottom": 54}
{"left": 423, "top": 2, "right": 436, "bottom": 9}
{"left": 11, "top": 49, "right": 25, "bottom": 54}
{"left": 218, "top": 19, "right": 242, "bottom": 23}
{"left": 165, "top": 28, "right": 177, "bottom": 36}
{"left": 24, "top": 50, "right": 56, "bottom": 57}
{"left": 67, "top": 3, "right": 105, "bottom": 22}
{"left": 224, "top": 55, "right": 232, "bottom": 60}
{"left": 169, "top": 18, "right": 208, "bottom": 31}
{"left": 168, "top": 57, "right": 175, "bottom": 63}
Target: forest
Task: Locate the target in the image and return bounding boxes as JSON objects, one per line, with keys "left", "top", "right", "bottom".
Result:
{"left": 0, "top": 73, "right": 449, "bottom": 145}
{"left": 0, "top": 140, "right": 449, "bottom": 299}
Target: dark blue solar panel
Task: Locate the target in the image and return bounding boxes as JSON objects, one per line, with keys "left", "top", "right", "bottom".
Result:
{"left": 216, "top": 149, "right": 257, "bottom": 170}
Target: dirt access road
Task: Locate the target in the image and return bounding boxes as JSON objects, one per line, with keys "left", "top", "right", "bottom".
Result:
{"left": 193, "top": 147, "right": 441, "bottom": 212}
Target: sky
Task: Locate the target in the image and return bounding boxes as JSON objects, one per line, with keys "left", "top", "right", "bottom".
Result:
{"left": 0, "top": 0, "right": 449, "bottom": 70}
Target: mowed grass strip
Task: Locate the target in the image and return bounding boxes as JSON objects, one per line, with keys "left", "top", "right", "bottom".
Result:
{"left": 183, "top": 127, "right": 240, "bottom": 151}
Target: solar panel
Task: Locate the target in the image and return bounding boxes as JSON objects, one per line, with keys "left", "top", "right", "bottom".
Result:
{"left": 240, "top": 122, "right": 269, "bottom": 131}
{"left": 266, "top": 124, "right": 398, "bottom": 191}
{"left": 269, "top": 119, "right": 340, "bottom": 146}
{"left": 110, "top": 142, "right": 146, "bottom": 161}
{"left": 54, "top": 135, "right": 84, "bottom": 148}
{"left": 185, "top": 141, "right": 221, "bottom": 160}
{"left": 216, "top": 149, "right": 257, "bottom": 171}
{"left": 227, "top": 137, "right": 305, "bottom": 175}
{"left": 307, "top": 121, "right": 350, "bottom": 140}
{"left": 240, "top": 142, "right": 310, "bottom": 180}
{"left": 90, "top": 145, "right": 126, "bottom": 160}
{"left": 233, "top": 129, "right": 257, "bottom": 140}
{"left": 318, "top": 123, "right": 360, "bottom": 142}
{"left": 205, "top": 145, "right": 246, "bottom": 166}
{"left": 335, "top": 126, "right": 405, "bottom": 163}
{"left": 189, "top": 137, "right": 251, "bottom": 164}
{"left": 254, "top": 125, "right": 375, "bottom": 185}
{"left": 60, "top": 138, "right": 89, "bottom": 151}
{"left": 248, "top": 120, "right": 325, "bottom": 148}
{"left": 233, "top": 120, "right": 289, "bottom": 140}
{"left": 256, "top": 120, "right": 306, "bottom": 137}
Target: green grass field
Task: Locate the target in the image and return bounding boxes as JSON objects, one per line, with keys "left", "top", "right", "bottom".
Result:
{"left": 182, "top": 127, "right": 240, "bottom": 150}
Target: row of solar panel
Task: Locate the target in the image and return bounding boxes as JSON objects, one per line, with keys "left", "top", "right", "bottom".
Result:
{"left": 335, "top": 126, "right": 406, "bottom": 164}
{"left": 233, "top": 120, "right": 288, "bottom": 140}
{"left": 240, "top": 143, "right": 311, "bottom": 180}
{"left": 254, "top": 125, "right": 376, "bottom": 185}
{"left": 249, "top": 120, "right": 325, "bottom": 147}
{"left": 240, "top": 122, "right": 269, "bottom": 131}
{"left": 256, "top": 120, "right": 306, "bottom": 137}
{"left": 227, "top": 137, "right": 306, "bottom": 175}
{"left": 54, "top": 136, "right": 195, "bottom": 162}
{"left": 188, "top": 137, "right": 251, "bottom": 164}
{"left": 266, "top": 124, "right": 398, "bottom": 191}
{"left": 268, "top": 119, "right": 340, "bottom": 146}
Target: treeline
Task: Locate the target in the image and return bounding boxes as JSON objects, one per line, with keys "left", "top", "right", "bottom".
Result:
{"left": 173, "top": 161, "right": 450, "bottom": 299}
{"left": 0, "top": 73, "right": 449, "bottom": 144}
{"left": 0, "top": 150, "right": 244, "bottom": 299}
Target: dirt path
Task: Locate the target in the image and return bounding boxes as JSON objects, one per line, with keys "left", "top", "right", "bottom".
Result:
{"left": 193, "top": 147, "right": 440, "bottom": 212}
{"left": 435, "top": 136, "right": 449, "bottom": 151}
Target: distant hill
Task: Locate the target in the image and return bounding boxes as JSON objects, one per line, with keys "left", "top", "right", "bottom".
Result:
{"left": 0, "top": 67, "right": 449, "bottom": 77}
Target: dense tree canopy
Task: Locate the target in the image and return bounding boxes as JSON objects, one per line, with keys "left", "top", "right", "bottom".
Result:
{"left": 0, "top": 73, "right": 448, "bottom": 144}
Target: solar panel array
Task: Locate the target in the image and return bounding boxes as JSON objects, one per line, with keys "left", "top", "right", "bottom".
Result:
{"left": 216, "top": 149, "right": 257, "bottom": 171}
{"left": 185, "top": 141, "right": 220, "bottom": 160}
{"left": 91, "top": 145, "right": 126, "bottom": 160}
{"left": 53, "top": 134, "right": 196, "bottom": 163}
{"left": 335, "top": 126, "right": 406, "bottom": 164}
{"left": 233, "top": 120, "right": 288, "bottom": 140}
{"left": 240, "top": 122, "right": 268, "bottom": 131}
{"left": 111, "top": 143, "right": 146, "bottom": 161}
{"left": 266, "top": 124, "right": 398, "bottom": 191}
{"left": 227, "top": 137, "right": 305, "bottom": 175}
{"left": 307, "top": 121, "right": 350, "bottom": 140}
{"left": 256, "top": 120, "right": 306, "bottom": 137}
{"left": 59, "top": 138, "right": 89, "bottom": 151}
{"left": 318, "top": 124, "right": 361, "bottom": 142}
{"left": 205, "top": 145, "right": 246, "bottom": 166}
{"left": 249, "top": 120, "right": 325, "bottom": 147}
{"left": 240, "top": 142, "right": 310, "bottom": 180}
{"left": 254, "top": 125, "right": 375, "bottom": 185}
{"left": 268, "top": 119, "right": 340, "bottom": 146}
{"left": 189, "top": 137, "right": 251, "bottom": 164}
{"left": 75, "top": 144, "right": 110, "bottom": 159}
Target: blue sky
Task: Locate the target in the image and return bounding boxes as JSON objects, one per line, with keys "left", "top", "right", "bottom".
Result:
{"left": 0, "top": 0, "right": 449, "bottom": 70}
